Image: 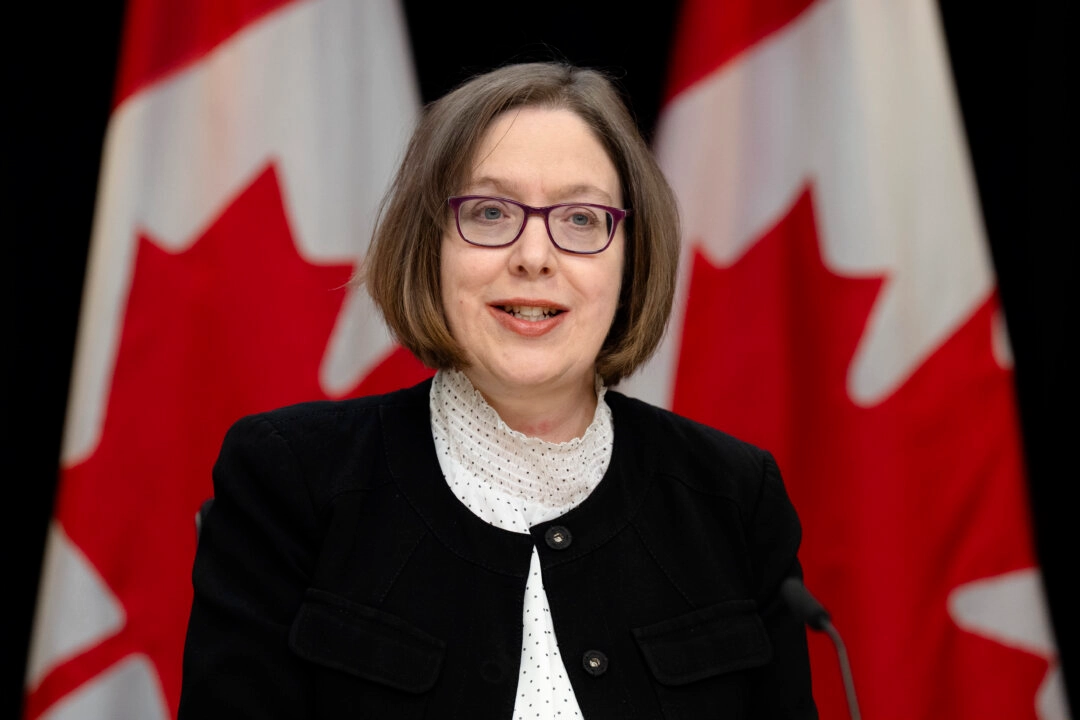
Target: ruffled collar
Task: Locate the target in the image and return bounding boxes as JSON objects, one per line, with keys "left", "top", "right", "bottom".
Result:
{"left": 429, "top": 368, "right": 614, "bottom": 520}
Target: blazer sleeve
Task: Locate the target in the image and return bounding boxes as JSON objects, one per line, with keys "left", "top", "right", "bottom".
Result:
{"left": 748, "top": 451, "right": 819, "bottom": 718}
{"left": 178, "top": 413, "right": 319, "bottom": 718}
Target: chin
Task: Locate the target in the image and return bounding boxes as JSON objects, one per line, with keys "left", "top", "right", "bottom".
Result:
{"left": 504, "top": 365, "right": 592, "bottom": 393}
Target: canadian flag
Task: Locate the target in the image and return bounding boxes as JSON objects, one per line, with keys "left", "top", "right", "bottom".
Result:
{"left": 21, "top": 1, "right": 426, "bottom": 717}
{"left": 619, "top": 0, "right": 1070, "bottom": 718}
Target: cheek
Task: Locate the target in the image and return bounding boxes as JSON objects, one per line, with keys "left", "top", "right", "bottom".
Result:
{"left": 603, "top": 245, "right": 627, "bottom": 313}
{"left": 439, "top": 238, "right": 461, "bottom": 301}
{"left": 595, "top": 251, "right": 626, "bottom": 337}
{"left": 438, "top": 241, "right": 461, "bottom": 332}
{"left": 439, "top": 241, "right": 485, "bottom": 335}
{"left": 581, "top": 264, "right": 624, "bottom": 339}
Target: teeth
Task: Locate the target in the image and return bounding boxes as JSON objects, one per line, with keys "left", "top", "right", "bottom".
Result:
{"left": 503, "top": 305, "right": 560, "bottom": 321}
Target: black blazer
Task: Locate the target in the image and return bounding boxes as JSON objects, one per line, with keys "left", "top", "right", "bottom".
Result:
{"left": 179, "top": 378, "right": 817, "bottom": 719}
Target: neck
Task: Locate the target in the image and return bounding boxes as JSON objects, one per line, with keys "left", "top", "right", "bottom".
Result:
{"left": 464, "top": 371, "right": 598, "bottom": 443}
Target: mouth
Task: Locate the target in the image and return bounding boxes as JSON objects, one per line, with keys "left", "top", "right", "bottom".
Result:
{"left": 498, "top": 304, "right": 565, "bottom": 321}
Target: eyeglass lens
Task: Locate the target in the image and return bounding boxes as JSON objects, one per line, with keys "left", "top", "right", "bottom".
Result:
{"left": 456, "top": 197, "right": 614, "bottom": 253}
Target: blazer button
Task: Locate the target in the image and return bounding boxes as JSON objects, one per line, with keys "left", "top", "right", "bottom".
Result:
{"left": 544, "top": 525, "right": 572, "bottom": 550}
{"left": 582, "top": 650, "right": 608, "bottom": 676}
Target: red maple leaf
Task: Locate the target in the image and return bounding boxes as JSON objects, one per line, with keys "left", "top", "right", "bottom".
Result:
{"left": 28, "top": 164, "right": 431, "bottom": 718}
{"left": 673, "top": 188, "right": 1045, "bottom": 719}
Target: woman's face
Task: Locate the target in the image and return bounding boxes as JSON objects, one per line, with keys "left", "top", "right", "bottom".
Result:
{"left": 440, "top": 106, "right": 625, "bottom": 402}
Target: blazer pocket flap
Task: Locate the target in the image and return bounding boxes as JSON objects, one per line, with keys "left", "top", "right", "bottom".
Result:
{"left": 289, "top": 588, "right": 445, "bottom": 693}
{"left": 632, "top": 599, "right": 772, "bottom": 686}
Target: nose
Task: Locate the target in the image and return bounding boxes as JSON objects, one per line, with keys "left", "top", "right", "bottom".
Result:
{"left": 508, "top": 213, "right": 555, "bottom": 276}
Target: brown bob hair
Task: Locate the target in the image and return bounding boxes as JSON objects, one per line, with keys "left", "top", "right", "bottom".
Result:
{"left": 360, "top": 61, "right": 680, "bottom": 386}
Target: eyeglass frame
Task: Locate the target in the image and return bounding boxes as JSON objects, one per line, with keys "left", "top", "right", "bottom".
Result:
{"left": 446, "top": 195, "right": 631, "bottom": 255}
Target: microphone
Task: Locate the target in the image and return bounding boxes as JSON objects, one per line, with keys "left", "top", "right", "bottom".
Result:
{"left": 781, "top": 577, "right": 861, "bottom": 720}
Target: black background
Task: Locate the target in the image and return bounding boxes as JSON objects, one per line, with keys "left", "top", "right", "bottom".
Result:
{"left": 6, "top": 2, "right": 1073, "bottom": 717}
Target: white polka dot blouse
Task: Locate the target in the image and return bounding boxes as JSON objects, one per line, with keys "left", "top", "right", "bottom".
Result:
{"left": 430, "top": 368, "right": 614, "bottom": 719}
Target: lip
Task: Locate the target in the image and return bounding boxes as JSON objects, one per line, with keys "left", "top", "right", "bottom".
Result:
{"left": 488, "top": 299, "right": 568, "bottom": 338}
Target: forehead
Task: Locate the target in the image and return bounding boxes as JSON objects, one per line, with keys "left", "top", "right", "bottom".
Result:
{"left": 466, "top": 106, "right": 621, "bottom": 205}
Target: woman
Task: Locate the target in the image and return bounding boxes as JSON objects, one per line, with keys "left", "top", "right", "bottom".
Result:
{"left": 179, "top": 61, "right": 818, "bottom": 719}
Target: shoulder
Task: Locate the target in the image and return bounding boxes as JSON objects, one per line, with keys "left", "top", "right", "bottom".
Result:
{"left": 605, "top": 389, "right": 777, "bottom": 498}
{"left": 605, "top": 389, "right": 771, "bottom": 467}
{"left": 606, "top": 390, "right": 802, "bottom": 564}
{"left": 234, "top": 378, "right": 431, "bottom": 439}
{"left": 218, "top": 378, "right": 433, "bottom": 488}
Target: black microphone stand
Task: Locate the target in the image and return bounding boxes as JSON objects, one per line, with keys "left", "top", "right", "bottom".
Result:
{"left": 781, "top": 577, "right": 862, "bottom": 720}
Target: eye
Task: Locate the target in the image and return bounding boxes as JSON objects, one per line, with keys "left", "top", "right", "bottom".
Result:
{"left": 465, "top": 198, "right": 515, "bottom": 223}
{"left": 557, "top": 205, "right": 603, "bottom": 230}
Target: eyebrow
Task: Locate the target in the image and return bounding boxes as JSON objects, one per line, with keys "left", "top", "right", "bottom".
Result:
{"left": 467, "top": 177, "right": 616, "bottom": 205}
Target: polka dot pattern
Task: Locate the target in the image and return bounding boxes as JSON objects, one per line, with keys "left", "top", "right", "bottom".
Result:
{"left": 430, "top": 369, "right": 613, "bottom": 719}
